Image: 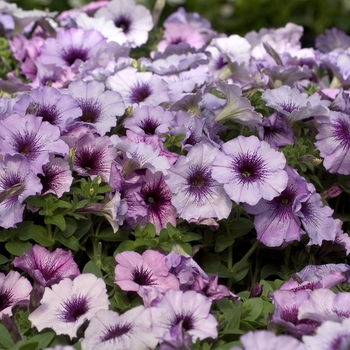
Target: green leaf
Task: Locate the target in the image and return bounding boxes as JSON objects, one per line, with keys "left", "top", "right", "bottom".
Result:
{"left": 0, "top": 323, "right": 14, "bottom": 348}
{"left": 83, "top": 261, "right": 103, "bottom": 278}
{"left": 114, "top": 240, "right": 135, "bottom": 255}
{"left": 57, "top": 235, "right": 80, "bottom": 251}
{"left": 61, "top": 217, "right": 77, "bottom": 238}
{"left": 98, "top": 228, "right": 128, "bottom": 242}
{"left": 11, "top": 341, "right": 39, "bottom": 350}
{"left": 215, "top": 234, "right": 235, "bottom": 252}
{"left": 242, "top": 298, "right": 263, "bottom": 321}
{"left": 19, "top": 225, "right": 53, "bottom": 247}
{"left": 181, "top": 231, "right": 202, "bottom": 242}
{"left": 74, "top": 219, "right": 91, "bottom": 240}
{"left": 44, "top": 214, "right": 66, "bottom": 231}
{"left": 200, "top": 253, "right": 221, "bottom": 274}
{"left": 24, "top": 195, "right": 46, "bottom": 207}
{"left": 0, "top": 254, "right": 9, "bottom": 265}
{"left": 29, "top": 331, "right": 55, "bottom": 349}
{"left": 5, "top": 240, "right": 31, "bottom": 256}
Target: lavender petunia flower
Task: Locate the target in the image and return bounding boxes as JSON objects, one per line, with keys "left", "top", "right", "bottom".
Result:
{"left": 302, "top": 318, "right": 350, "bottom": 350}
{"left": 39, "top": 157, "right": 73, "bottom": 198}
{"left": 234, "top": 330, "right": 306, "bottom": 350}
{"left": 106, "top": 67, "right": 170, "bottom": 107}
{"left": 12, "top": 244, "right": 80, "bottom": 286}
{"left": 261, "top": 85, "right": 329, "bottom": 125}
{"left": 0, "top": 154, "right": 42, "bottom": 228}
{"left": 244, "top": 166, "right": 309, "bottom": 247}
{"left": 123, "top": 105, "right": 174, "bottom": 136}
{"left": 114, "top": 250, "right": 180, "bottom": 293}
{"left": 298, "top": 288, "right": 350, "bottom": 324}
{"left": 95, "top": 0, "right": 153, "bottom": 48}
{"left": 0, "top": 271, "right": 32, "bottom": 318}
{"left": 165, "top": 143, "right": 232, "bottom": 221}
{"left": 159, "top": 321, "right": 192, "bottom": 350}
{"left": 150, "top": 289, "right": 218, "bottom": 342}
{"left": 28, "top": 274, "right": 110, "bottom": 339}
{"left": 314, "top": 110, "right": 350, "bottom": 175}
{"left": 12, "top": 86, "right": 82, "bottom": 132}
{"left": 269, "top": 289, "right": 320, "bottom": 336}
{"left": 315, "top": 27, "right": 350, "bottom": 53}
{"left": 125, "top": 170, "right": 177, "bottom": 234}
{"left": 81, "top": 307, "right": 161, "bottom": 350}
{"left": 73, "top": 134, "right": 117, "bottom": 182}
{"left": 38, "top": 28, "right": 106, "bottom": 71}
{"left": 0, "top": 113, "right": 69, "bottom": 174}
{"left": 212, "top": 135, "right": 288, "bottom": 206}
{"left": 67, "top": 80, "right": 125, "bottom": 136}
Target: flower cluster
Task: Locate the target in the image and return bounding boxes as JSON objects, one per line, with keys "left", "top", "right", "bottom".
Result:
{"left": 0, "top": 0, "right": 350, "bottom": 349}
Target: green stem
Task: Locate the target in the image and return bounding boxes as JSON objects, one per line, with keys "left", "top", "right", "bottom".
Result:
{"left": 231, "top": 240, "right": 259, "bottom": 274}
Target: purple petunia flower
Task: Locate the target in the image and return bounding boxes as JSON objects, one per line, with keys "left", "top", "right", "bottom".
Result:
{"left": 81, "top": 306, "right": 161, "bottom": 350}
{"left": 159, "top": 321, "right": 192, "bottom": 350}
{"left": 314, "top": 110, "right": 350, "bottom": 175}
{"left": 38, "top": 27, "right": 106, "bottom": 72}
{"left": 302, "top": 318, "right": 350, "bottom": 350}
{"left": 0, "top": 154, "right": 42, "bottom": 228}
{"left": 28, "top": 274, "right": 110, "bottom": 339}
{"left": 39, "top": 157, "right": 73, "bottom": 198}
{"left": 233, "top": 330, "right": 306, "bottom": 350}
{"left": 261, "top": 85, "right": 329, "bottom": 125}
{"left": 0, "top": 113, "right": 69, "bottom": 174}
{"left": 244, "top": 166, "right": 309, "bottom": 247}
{"left": 165, "top": 143, "right": 232, "bottom": 221}
{"left": 114, "top": 250, "right": 180, "bottom": 293}
{"left": 106, "top": 67, "right": 170, "bottom": 107}
{"left": 95, "top": 0, "right": 153, "bottom": 48}
{"left": 73, "top": 133, "right": 117, "bottom": 182}
{"left": 150, "top": 289, "right": 218, "bottom": 342}
{"left": 212, "top": 135, "right": 288, "bottom": 206}
{"left": 0, "top": 270, "right": 32, "bottom": 318}
{"left": 12, "top": 86, "right": 82, "bottom": 132}
{"left": 67, "top": 80, "right": 125, "bottom": 136}
{"left": 315, "top": 27, "right": 350, "bottom": 53}
{"left": 12, "top": 244, "right": 80, "bottom": 286}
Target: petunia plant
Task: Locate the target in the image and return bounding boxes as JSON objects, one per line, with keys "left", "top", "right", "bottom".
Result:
{"left": 0, "top": 0, "right": 350, "bottom": 349}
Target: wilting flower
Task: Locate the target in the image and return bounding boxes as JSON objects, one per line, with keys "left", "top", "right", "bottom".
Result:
{"left": 29, "top": 274, "right": 110, "bottom": 339}
{"left": 81, "top": 307, "right": 161, "bottom": 350}
{"left": 12, "top": 244, "right": 80, "bottom": 286}
{"left": 114, "top": 250, "right": 179, "bottom": 293}
{"left": 67, "top": 80, "right": 125, "bottom": 136}
{"left": 150, "top": 289, "right": 218, "bottom": 342}
{"left": 212, "top": 135, "right": 288, "bottom": 206}
{"left": 0, "top": 113, "right": 69, "bottom": 174}
{"left": 95, "top": 0, "right": 153, "bottom": 47}
{"left": 213, "top": 82, "right": 262, "bottom": 130}
{"left": 0, "top": 270, "right": 32, "bottom": 317}
{"left": 0, "top": 154, "right": 42, "bottom": 228}
{"left": 165, "top": 143, "right": 232, "bottom": 221}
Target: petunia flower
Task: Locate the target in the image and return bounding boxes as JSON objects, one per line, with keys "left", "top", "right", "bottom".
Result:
{"left": 165, "top": 143, "right": 232, "bottom": 221}
{"left": 114, "top": 250, "right": 179, "bottom": 293}
{"left": 12, "top": 86, "right": 82, "bottom": 132}
{"left": 67, "top": 80, "right": 125, "bottom": 136}
{"left": 39, "top": 157, "right": 73, "bottom": 198}
{"left": 28, "top": 274, "right": 110, "bottom": 339}
{"left": 0, "top": 113, "right": 69, "bottom": 174}
{"left": 212, "top": 135, "right": 288, "bottom": 206}
{"left": 314, "top": 110, "right": 350, "bottom": 175}
{"left": 302, "top": 318, "right": 350, "bottom": 350}
{"left": 12, "top": 244, "right": 80, "bottom": 286}
{"left": 0, "top": 270, "right": 32, "bottom": 318}
{"left": 0, "top": 154, "right": 42, "bottom": 228}
{"left": 95, "top": 0, "right": 153, "bottom": 48}
{"left": 232, "top": 330, "right": 306, "bottom": 350}
{"left": 106, "top": 67, "right": 169, "bottom": 107}
{"left": 150, "top": 289, "right": 218, "bottom": 342}
{"left": 81, "top": 307, "right": 161, "bottom": 350}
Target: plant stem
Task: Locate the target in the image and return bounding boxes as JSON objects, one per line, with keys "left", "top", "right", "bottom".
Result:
{"left": 231, "top": 240, "right": 259, "bottom": 274}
